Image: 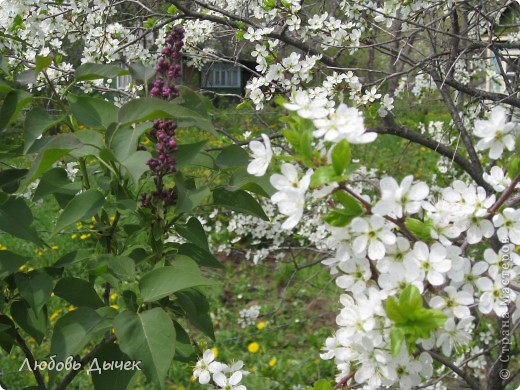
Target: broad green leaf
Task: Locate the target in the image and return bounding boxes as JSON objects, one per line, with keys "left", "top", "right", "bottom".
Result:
{"left": 75, "top": 63, "right": 129, "bottom": 82}
{"left": 0, "top": 316, "right": 16, "bottom": 353}
{"left": 114, "top": 308, "right": 176, "bottom": 389}
{"left": 172, "top": 321, "right": 196, "bottom": 362}
{"left": 390, "top": 326, "right": 406, "bottom": 356}
{"left": 35, "top": 55, "right": 53, "bottom": 75}
{"left": 213, "top": 188, "right": 268, "bottom": 221}
{"left": 121, "top": 150, "right": 151, "bottom": 186}
{"left": 174, "top": 218, "right": 209, "bottom": 250}
{"left": 118, "top": 98, "right": 213, "bottom": 131}
{"left": 310, "top": 166, "right": 337, "bottom": 187}
{"left": 173, "top": 86, "right": 213, "bottom": 117}
{"left": 23, "top": 108, "right": 62, "bottom": 154}
{"left": 177, "top": 244, "right": 224, "bottom": 268}
{"left": 215, "top": 144, "right": 249, "bottom": 168}
{"left": 175, "top": 289, "right": 215, "bottom": 340}
{"left": 53, "top": 249, "right": 92, "bottom": 268}
{"left": 10, "top": 301, "right": 48, "bottom": 344}
{"left": 96, "top": 254, "right": 136, "bottom": 281}
{"left": 399, "top": 284, "right": 423, "bottom": 315}
{"left": 15, "top": 271, "right": 54, "bottom": 314}
{"left": 0, "top": 250, "right": 26, "bottom": 279}
{"left": 175, "top": 174, "right": 210, "bottom": 214}
{"left": 0, "top": 197, "right": 43, "bottom": 246}
{"left": 0, "top": 90, "right": 18, "bottom": 132}
{"left": 139, "top": 256, "right": 216, "bottom": 302}
{"left": 175, "top": 141, "right": 207, "bottom": 169}
{"left": 508, "top": 157, "right": 520, "bottom": 179}
{"left": 53, "top": 189, "right": 105, "bottom": 234}
{"left": 50, "top": 307, "right": 104, "bottom": 362}
{"left": 69, "top": 95, "right": 118, "bottom": 129}
{"left": 385, "top": 296, "right": 406, "bottom": 324}
{"left": 331, "top": 139, "right": 351, "bottom": 175}
{"left": 0, "top": 53, "right": 8, "bottom": 74}
{"left": 33, "top": 168, "right": 80, "bottom": 201}
{"left": 53, "top": 277, "right": 104, "bottom": 309}
{"left": 0, "top": 168, "right": 27, "bottom": 193}
{"left": 69, "top": 129, "right": 105, "bottom": 158}
{"left": 227, "top": 167, "right": 276, "bottom": 197}
{"left": 91, "top": 343, "right": 138, "bottom": 390}
{"left": 24, "top": 134, "right": 83, "bottom": 187}
{"left": 404, "top": 218, "right": 432, "bottom": 242}
{"left": 323, "top": 191, "right": 364, "bottom": 226}
{"left": 313, "top": 379, "right": 333, "bottom": 390}
{"left": 108, "top": 123, "right": 149, "bottom": 161}
{"left": 128, "top": 61, "right": 156, "bottom": 83}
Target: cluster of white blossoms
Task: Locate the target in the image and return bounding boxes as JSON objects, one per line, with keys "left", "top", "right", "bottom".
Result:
{"left": 237, "top": 305, "right": 261, "bottom": 328}
{"left": 193, "top": 349, "right": 248, "bottom": 389}
{"left": 243, "top": 96, "right": 520, "bottom": 388}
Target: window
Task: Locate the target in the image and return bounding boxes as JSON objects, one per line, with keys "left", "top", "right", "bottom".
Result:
{"left": 202, "top": 63, "right": 241, "bottom": 88}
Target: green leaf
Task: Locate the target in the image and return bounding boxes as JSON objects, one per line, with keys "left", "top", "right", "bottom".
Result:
{"left": 70, "top": 130, "right": 105, "bottom": 158}
{"left": 128, "top": 61, "right": 156, "bottom": 83}
{"left": 390, "top": 326, "right": 406, "bottom": 356}
{"left": 91, "top": 343, "right": 138, "bottom": 390}
{"left": 0, "top": 53, "right": 9, "bottom": 74}
{"left": 213, "top": 188, "right": 268, "bottom": 221}
{"left": 175, "top": 289, "right": 215, "bottom": 340}
{"left": 35, "top": 55, "right": 53, "bottom": 76}
{"left": 139, "top": 256, "right": 217, "bottom": 302}
{"left": 404, "top": 218, "right": 432, "bottom": 242}
{"left": 0, "top": 197, "right": 43, "bottom": 246}
{"left": 508, "top": 157, "right": 520, "bottom": 180}
{"left": 114, "top": 308, "right": 176, "bottom": 389}
{"left": 0, "top": 250, "right": 26, "bottom": 279}
{"left": 313, "top": 379, "right": 333, "bottom": 390}
{"left": 386, "top": 296, "right": 406, "bottom": 323}
{"left": 310, "top": 166, "right": 337, "bottom": 187}
{"left": 53, "top": 249, "right": 92, "bottom": 268}
{"left": 53, "top": 189, "right": 105, "bottom": 234}
{"left": 175, "top": 217, "right": 209, "bottom": 250}
{"left": 175, "top": 141, "right": 208, "bottom": 169}
{"left": 34, "top": 168, "right": 80, "bottom": 201}
{"left": 399, "top": 284, "right": 423, "bottom": 315}
{"left": 108, "top": 122, "right": 149, "bottom": 161}
{"left": 75, "top": 63, "right": 129, "bottom": 82}
{"left": 23, "top": 108, "right": 62, "bottom": 154}
{"left": 0, "top": 168, "right": 27, "bottom": 193}
{"left": 331, "top": 139, "right": 351, "bottom": 175}
{"left": 95, "top": 254, "right": 136, "bottom": 281}
{"left": 172, "top": 321, "right": 195, "bottom": 362}
{"left": 53, "top": 277, "right": 104, "bottom": 309}
{"left": 0, "top": 316, "right": 16, "bottom": 353}
{"left": 177, "top": 244, "right": 224, "bottom": 268}
{"left": 323, "top": 191, "right": 364, "bottom": 226}
{"left": 10, "top": 301, "right": 48, "bottom": 344}
{"left": 68, "top": 95, "right": 118, "bottom": 129}
{"left": 118, "top": 98, "right": 213, "bottom": 131}
{"left": 24, "top": 134, "right": 83, "bottom": 187}
{"left": 121, "top": 151, "right": 151, "bottom": 186}
{"left": 174, "top": 174, "right": 210, "bottom": 215}
{"left": 227, "top": 166, "right": 276, "bottom": 197}
{"left": 15, "top": 271, "right": 54, "bottom": 314}
{"left": 50, "top": 307, "right": 104, "bottom": 362}
{"left": 215, "top": 144, "right": 249, "bottom": 168}
{"left": 0, "top": 90, "right": 18, "bottom": 132}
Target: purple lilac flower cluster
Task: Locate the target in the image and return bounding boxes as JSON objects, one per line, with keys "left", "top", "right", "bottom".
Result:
{"left": 141, "top": 26, "right": 185, "bottom": 208}
{"left": 150, "top": 26, "right": 185, "bottom": 101}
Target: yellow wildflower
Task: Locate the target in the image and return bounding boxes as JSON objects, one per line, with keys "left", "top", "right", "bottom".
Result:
{"left": 110, "top": 293, "right": 119, "bottom": 301}
{"left": 257, "top": 321, "right": 266, "bottom": 330}
{"left": 71, "top": 234, "right": 77, "bottom": 239}
{"left": 268, "top": 357, "right": 277, "bottom": 367}
{"left": 51, "top": 245, "right": 59, "bottom": 250}
{"left": 80, "top": 233, "right": 91, "bottom": 240}
{"left": 247, "top": 342, "right": 260, "bottom": 353}
{"left": 0, "top": 244, "right": 7, "bottom": 250}
{"left": 110, "top": 304, "right": 120, "bottom": 310}
{"left": 211, "top": 347, "right": 219, "bottom": 358}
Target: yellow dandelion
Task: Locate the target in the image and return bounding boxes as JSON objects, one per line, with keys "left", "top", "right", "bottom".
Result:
{"left": 110, "top": 293, "right": 119, "bottom": 301}
{"left": 51, "top": 292, "right": 55, "bottom": 297}
{"left": 257, "top": 321, "right": 266, "bottom": 330}
{"left": 27, "top": 338, "right": 36, "bottom": 344}
{"left": 110, "top": 304, "right": 120, "bottom": 310}
{"left": 51, "top": 245, "right": 59, "bottom": 250}
{"left": 0, "top": 244, "right": 7, "bottom": 250}
{"left": 68, "top": 305, "right": 76, "bottom": 311}
{"left": 268, "top": 357, "right": 277, "bottom": 367}
{"left": 247, "top": 342, "right": 260, "bottom": 353}
{"left": 50, "top": 309, "right": 62, "bottom": 320}
{"left": 18, "top": 264, "right": 27, "bottom": 271}
{"left": 80, "top": 233, "right": 91, "bottom": 240}
{"left": 141, "top": 137, "right": 150, "bottom": 146}
{"left": 71, "top": 234, "right": 77, "bottom": 239}
{"left": 110, "top": 216, "right": 116, "bottom": 223}
{"left": 27, "top": 267, "right": 34, "bottom": 272}
{"left": 76, "top": 222, "right": 83, "bottom": 229}
{"left": 211, "top": 347, "right": 219, "bottom": 358}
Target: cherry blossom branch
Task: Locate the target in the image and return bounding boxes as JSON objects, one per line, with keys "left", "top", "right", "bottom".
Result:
{"left": 333, "top": 371, "right": 356, "bottom": 390}
{"left": 488, "top": 174, "right": 520, "bottom": 215}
